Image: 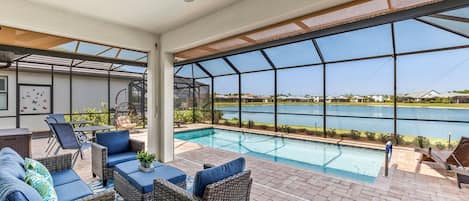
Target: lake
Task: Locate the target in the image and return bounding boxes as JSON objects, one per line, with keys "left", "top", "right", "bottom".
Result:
{"left": 217, "top": 104, "right": 469, "bottom": 140}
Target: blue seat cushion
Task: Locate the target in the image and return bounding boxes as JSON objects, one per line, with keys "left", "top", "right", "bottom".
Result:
{"left": 0, "top": 158, "right": 26, "bottom": 179}
{"left": 193, "top": 157, "right": 246, "bottom": 197}
{"left": 114, "top": 160, "right": 162, "bottom": 175}
{"left": 0, "top": 147, "right": 25, "bottom": 165}
{"left": 51, "top": 169, "right": 81, "bottom": 186}
{"left": 54, "top": 180, "right": 93, "bottom": 201}
{"left": 96, "top": 130, "right": 130, "bottom": 155}
{"left": 106, "top": 152, "right": 137, "bottom": 167}
{"left": 115, "top": 161, "right": 186, "bottom": 193}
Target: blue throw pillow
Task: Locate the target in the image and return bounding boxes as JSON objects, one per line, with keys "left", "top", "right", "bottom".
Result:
{"left": 0, "top": 147, "right": 25, "bottom": 165}
{"left": 0, "top": 158, "right": 26, "bottom": 179}
{"left": 193, "top": 157, "right": 245, "bottom": 197}
{"left": 0, "top": 172, "right": 43, "bottom": 201}
{"left": 96, "top": 130, "right": 130, "bottom": 155}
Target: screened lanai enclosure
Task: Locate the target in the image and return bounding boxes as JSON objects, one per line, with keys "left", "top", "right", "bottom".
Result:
{"left": 0, "top": 26, "right": 148, "bottom": 132}
{"left": 174, "top": 5, "right": 469, "bottom": 149}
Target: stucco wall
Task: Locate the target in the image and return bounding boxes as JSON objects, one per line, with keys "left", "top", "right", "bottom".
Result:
{"left": 0, "top": 69, "right": 132, "bottom": 132}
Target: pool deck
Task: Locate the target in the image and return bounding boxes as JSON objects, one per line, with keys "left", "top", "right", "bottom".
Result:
{"left": 31, "top": 124, "right": 468, "bottom": 201}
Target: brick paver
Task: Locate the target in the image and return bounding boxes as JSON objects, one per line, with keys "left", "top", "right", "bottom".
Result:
{"left": 30, "top": 125, "right": 468, "bottom": 200}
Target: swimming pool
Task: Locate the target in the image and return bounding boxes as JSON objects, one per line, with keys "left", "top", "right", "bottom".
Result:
{"left": 175, "top": 128, "right": 385, "bottom": 183}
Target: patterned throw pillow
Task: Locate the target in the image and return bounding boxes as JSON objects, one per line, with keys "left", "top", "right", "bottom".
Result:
{"left": 24, "top": 170, "right": 58, "bottom": 201}
{"left": 24, "top": 158, "right": 53, "bottom": 185}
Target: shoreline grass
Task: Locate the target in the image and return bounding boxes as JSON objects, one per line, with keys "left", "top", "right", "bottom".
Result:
{"left": 214, "top": 101, "right": 469, "bottom": 109}
{"left": 208, "top": 118, "right": 458, "bottom": 150}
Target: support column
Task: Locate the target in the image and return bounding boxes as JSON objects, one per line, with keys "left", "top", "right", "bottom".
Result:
{"left": 391, "top": 23, "right": 398, "bottom": 144}
{"left": 211, "top": 77, "right": 215, "bottom": 124}
{"left": 107, "top": 71, "right": 111, "bottom": 125}
{"left": 147, "top": 39, "right": 175, "bottom": 163}
{"left": 15, "top": 62, "right": 19, "bottom": 128}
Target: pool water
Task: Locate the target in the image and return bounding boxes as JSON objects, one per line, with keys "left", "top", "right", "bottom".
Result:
{"left": 175, "top": 128, "right": 385, "bottom": 183}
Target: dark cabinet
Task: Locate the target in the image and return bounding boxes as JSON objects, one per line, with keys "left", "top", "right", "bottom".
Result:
{"left": 0, "top": 128, "right": 32, "bottom": 158}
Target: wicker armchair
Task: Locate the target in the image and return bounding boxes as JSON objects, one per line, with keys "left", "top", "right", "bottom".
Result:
{"left": 92, "top": 136, "right": 145, "bottom": 186}
{"left": 36, "top": 154, "right": 115, "bottom": 201}
{"left": 153, "top": 169, "right": 252, "bottom": 201}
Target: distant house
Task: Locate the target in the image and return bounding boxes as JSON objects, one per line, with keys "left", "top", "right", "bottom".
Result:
{"left": 278, "top": 96, "right": 311, "bottom": 102}
{"left": 399, "top": 90, "right": 440, "bottom": 102}
{"left": 437, "top": 92, "right": 469, "bottom": 103}
{"left": 351, "top": 95, "right": 366, "bottom": 103}
{"left": 311, "top": 96, "right": 322, "bottom": 103}
{"left": 327, "top": 96, "right": 349, "bottom": 103}
{"left": 215, "top": 94, "right": 271, "bottom": 103}
{"left": 369, "top": 95, "right": 385, "bottom": 102}
{"left": 242, "top": 94, "right": 270, "bottom": 103}
{"left": 215, "top": 94, "right": 238, "bottom": 102}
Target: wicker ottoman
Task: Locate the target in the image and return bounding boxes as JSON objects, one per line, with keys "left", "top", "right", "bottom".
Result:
{"left": 114, "top": 160, "right": 187, "bottom": 201}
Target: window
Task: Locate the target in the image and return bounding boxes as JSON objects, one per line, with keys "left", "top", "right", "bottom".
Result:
{"left": 199, "top": 58, "right": 235, "bottom": 76}
{"left": 316, "top": 24, "right": 393, "bottom": 61}
{"left": 394, "top": 19, "right": 469, "bottom": 53}
{"left": 195, "top": 78, "right": 212, "bottom": 123}
{"left": 227, "top": 51, "right": 272, "bottom": 72}
{"left": 175, "top": 64, "right": 209, "bottom": 79}
{"left": 326, "top": 58, "right": 394, "bottom": 135}
{"left": 264, "top": 40, "right": 322, "bottom": 68}
{"left": 241, "top": 71, "right": 275, "bottom": 129}
{"left": 214, "top": 75, "right": 239, "bottom": 126}
{"left": 0, "top": 76, "right": 8, "bottom": 110}
{"left": 277, "top": 66, "right": 323, "bottom": 134}
{"left": 397, "top": 48, "right": 469, "bottom": 140}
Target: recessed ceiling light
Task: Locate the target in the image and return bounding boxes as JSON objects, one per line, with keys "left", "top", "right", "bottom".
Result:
{"left": 184, "top": 0, "right": 194, "bottom": 2}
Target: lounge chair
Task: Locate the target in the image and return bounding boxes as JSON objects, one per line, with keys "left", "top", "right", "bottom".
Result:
{"left": 49, "top": 123, "right": 89, "bottom": 166}
{"left": 417, "top": 137, "right": 469, "bottom": 188}
{"left": 116, "top": 115, "right": 137, "bottom": 130}
{"left": 44, "top": 116, "right": 59, "bottom": 154}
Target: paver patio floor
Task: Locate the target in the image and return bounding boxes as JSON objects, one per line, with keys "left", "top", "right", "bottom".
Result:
{"left": 31, "top": 124, "right": 468, "bottom": 200}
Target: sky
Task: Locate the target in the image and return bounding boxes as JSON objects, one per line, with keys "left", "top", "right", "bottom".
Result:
{"left": 182, "top": 19, "right": 469, "bottom": 96}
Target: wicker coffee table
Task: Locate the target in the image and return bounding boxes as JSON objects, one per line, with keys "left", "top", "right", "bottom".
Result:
{"left": 114, "top": 160, "right": 187, "bottom": 201}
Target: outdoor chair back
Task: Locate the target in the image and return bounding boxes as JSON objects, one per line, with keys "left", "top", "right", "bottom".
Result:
{"left": 45, "top": 118, "right": 57, "bottom": 136}
{"left": 448, "top": 137, "right": 469, "bottom": 167}
{"left": 49, "top": 123, "right": 85, "bottom": 166}
{"left": 47, "top": 114, "right": 66, "bottom": 123}
{"left": 44, "top": 117, "right": 59, "bottom": 155}
{"left": 153, "top": 157, "right": 252, "bottom": 201}
{"left": 49, "top": 123, "right": 80, "bottom": 150}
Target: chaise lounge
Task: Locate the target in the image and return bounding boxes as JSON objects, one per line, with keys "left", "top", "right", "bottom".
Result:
{"left": 417, "top": 137, "right": 469, "bottom": 188}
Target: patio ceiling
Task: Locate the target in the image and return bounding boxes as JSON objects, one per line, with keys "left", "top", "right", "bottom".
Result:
{"left": 174, "top": 4, "right": 469, "bottom": 79}
{"left": 173, "top": 0, "right": 468, "bottom": 63}
{"left": 0, "top": 25, "right": 148, "bottom": 76}
{"left": 26, "top": 0, "right": 239, "bottom": 34}
{"left": 0, "top": 25, "right": 147, "bottom": 69}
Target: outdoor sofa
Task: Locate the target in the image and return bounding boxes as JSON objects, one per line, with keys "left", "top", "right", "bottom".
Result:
{"left": 0, "top": 147, "right": 114, "bottom": 201}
